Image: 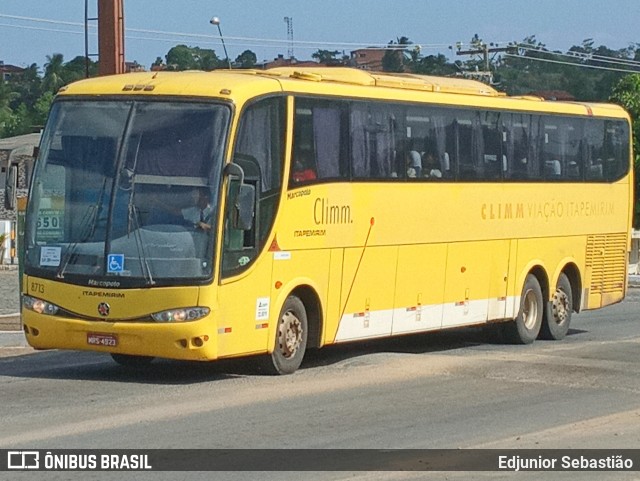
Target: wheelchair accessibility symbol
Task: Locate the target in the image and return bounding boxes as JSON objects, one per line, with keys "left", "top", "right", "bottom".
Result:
{"left": 107, "top": 254, "right": 125, "bottom": 273}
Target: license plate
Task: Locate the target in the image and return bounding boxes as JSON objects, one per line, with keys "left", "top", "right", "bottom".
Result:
{"left": 87, "top": 332, "right": 118, "bottom": 347}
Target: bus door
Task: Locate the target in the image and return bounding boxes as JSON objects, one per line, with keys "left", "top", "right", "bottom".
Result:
{"left": 216, "top": 162, "right": 274, "bottom": 358}
{"left": 216, "top": 97, "right": 287, "bottom": 358}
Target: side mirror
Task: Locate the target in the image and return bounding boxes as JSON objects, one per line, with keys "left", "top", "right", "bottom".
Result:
{"left": 232, "top": 183, "right": 255, "bottom": 231}
{"left": 4, "top": 165, "right": 17, "bottom": 210}
{"left": 224, "top": 162, "right": 255, "bottom": 231}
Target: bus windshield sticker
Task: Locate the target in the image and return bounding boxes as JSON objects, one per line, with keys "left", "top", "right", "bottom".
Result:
{"left": 256, "top": 297, "right": 270, "bottom": 321}
{"left": 107, "top": 254, "right": 125, "bottom": 273}
{"left": 40, "top": 246, "right": 62, "bottom": 267}
{"left": 274, "top": 251, "right": 291, "bottom": 260}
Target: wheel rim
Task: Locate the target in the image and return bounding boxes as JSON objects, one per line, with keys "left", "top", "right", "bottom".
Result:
{"left": 551, "top": 288, "right": 570, "bottom": 324}
{"left": 522, "top": 289, "right": 539, "bottom": 330}
{"left": 279, "top": 310, "right": 303, "bottom": 359}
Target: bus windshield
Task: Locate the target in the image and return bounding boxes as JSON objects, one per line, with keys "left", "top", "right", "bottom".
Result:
{"left": 25, "top": 99, "right": 230, "bottom": 288}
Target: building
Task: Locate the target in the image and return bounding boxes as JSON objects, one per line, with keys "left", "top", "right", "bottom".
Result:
{"left": 0, "top": 61, "right": 25, "bottom": 82}
{"left": 259, "top": 54, "right": 320, "bottom": 70}
{"left": 0, "top": 133, "right": 40, "bottom": 264}
{"left": 349, "top": 49, "right": 385, "bottom": 71}
{"left": 527, "top": 90, "right": 576, "bottom": 101}
{"left": 125, "top": 61, "right": 146, "bottom": 73}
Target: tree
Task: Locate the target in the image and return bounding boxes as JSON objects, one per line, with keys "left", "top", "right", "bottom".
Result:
{"left": 197, "top": 48, "right": 219, "bottom": 71}
{"left": 0, "top": 80, "right": 19, "bottom": 137}
{"left": 610, "top": 74, "right": 640, "bottom": 225}
{"left": 166, "top": 45, "right": 199, "bottom": 70}
{"left": 33, "top": 91, "right": 55, "bottom": 128}
{"left": 411, "top": 53, "right": 458, "bottom": 76}
{"left": 7, "top": 63, "right": 41, "bottom": 110}
{"left": 43, "top": 53, "right": 66, "bottom": 93}
{"left": 152, "top": 57, "right": 165, "bottom": 69}
{"left": 235, "top": 50, "right": 257, "bottom": 69}
{"left": 312, "top": 49, "right": 342, "bottom": 65}
{"left": 382, "top": 37, "right": 412, "bottom": 72}
{"left": 165, "top": 45, "right": 221, "bottom": 71}
{"left": 63, "top": 55, "right": 98, "bottom": 82}
{"left": 4, "top": 103, "right": 31, "bottom": 137}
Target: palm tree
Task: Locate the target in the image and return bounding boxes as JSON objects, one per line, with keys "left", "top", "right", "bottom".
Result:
{"left": 43, "top": 53, "right": 66, "bottom": 93}
{"left": 382, "top": 36, "right": 412, "bottom": 73}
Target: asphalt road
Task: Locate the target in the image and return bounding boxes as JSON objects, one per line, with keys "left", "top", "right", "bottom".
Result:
{"left": 2, "top": 289, "right": 640, "bottom": 480}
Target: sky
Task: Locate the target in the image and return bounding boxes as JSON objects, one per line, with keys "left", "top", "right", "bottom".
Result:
{"left": 0, "top": 0, "right": 639, "bottom": 69}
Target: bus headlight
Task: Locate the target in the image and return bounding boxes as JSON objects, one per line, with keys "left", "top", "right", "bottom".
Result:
{"left": 151, "top": 307, "right": 210, "bottom": 323}
{"left": 23, "top": 295, "right": 60, "bottom": 316}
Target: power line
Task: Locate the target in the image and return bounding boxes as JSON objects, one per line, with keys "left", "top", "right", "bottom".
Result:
{"left": 0, "top": 22, "right": 84, "bottom": 36}
{"left": 517, "top": 44, "right": 640, "bottom": 68}
{"left": 504, "top": 53, "right": 640, "bottom": 74}
{"left": 0, "top": 12, "right": 460, "bottom": 52}
{"left": 2, "top": 11, "right": 639, "bottom": 72}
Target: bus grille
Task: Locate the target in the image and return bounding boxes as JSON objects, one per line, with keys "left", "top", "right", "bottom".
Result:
{"left": 586, "top": 233, "right": 627, "bottom": 294}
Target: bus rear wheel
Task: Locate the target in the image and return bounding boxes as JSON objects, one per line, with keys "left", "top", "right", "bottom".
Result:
{"left": 539, "top": 273, "right": 572, "bottom": 340}
{"left": 110, "top": 353, "right": 155, "bottom": 368}
{"left": 261, "top": 295, "right": 308, "bottom": 375}
{"left": 503, "top": 274, "right": 543, "bottom": 344}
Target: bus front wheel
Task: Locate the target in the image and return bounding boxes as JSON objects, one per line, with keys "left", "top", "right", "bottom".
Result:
{"left": 261, "top": 295, "right": 308, "bottom": 375}
{"left": 539, "top": 273, "right": 572, "bottom": 340}
{"left": 503, "top": 274, "right": 543, "bottom": 344}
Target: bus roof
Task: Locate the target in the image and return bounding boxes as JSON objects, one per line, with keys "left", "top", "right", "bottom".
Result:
{"left": 57, "top": 67, "right": 629, "bottom": 119}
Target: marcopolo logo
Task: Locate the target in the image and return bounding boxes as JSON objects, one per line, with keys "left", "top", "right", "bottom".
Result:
{"left": 8, "top": 451, "right": 39, "bottom": 469}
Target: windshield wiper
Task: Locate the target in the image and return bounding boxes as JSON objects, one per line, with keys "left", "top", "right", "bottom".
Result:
{"left": 56, "top": 204, "right": 98, "bottom": 278}
{"left": 56, "top": 167, "right": 112, "bottom": 278}
{"left": 126, "top": 183, "right": 155, "bottom": 286}
{"left": 122, "top": 135, "right": 154, "bottom": 285}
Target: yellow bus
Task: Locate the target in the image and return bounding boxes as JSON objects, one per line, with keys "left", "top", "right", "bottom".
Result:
{"left": 22, "top": 67, "right": 633, "bottom": 374}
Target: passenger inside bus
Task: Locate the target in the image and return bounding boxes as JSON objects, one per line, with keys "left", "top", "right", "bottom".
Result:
{"left": 146, "top": 186, "right": 212, "bottom": 230}
{"left": 406, "top": 150, "right": 422, "bottom": 178}
{"left": 291, "top": 151, "right": 317, "bottom": 183}
{"left": 181, "top": 188, "right": 213, "bottom": 231}
{"left": 422, "top": 151, "right": 442, "bottom": 179}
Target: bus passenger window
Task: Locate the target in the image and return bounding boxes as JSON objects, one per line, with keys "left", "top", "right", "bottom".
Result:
{"left": 350, "top": 102, "right": 399, "bottom": 179}
{"left": 291, "top": 98, "right": 348, "bottom": 186}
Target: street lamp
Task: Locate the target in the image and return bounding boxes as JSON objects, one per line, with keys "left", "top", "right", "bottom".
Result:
{"left": 210, "top": 16, "right": 232, "bottom": 69}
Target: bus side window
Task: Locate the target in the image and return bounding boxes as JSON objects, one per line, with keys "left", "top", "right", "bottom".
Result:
{"left": 350, "top": 102, "right": 399, "bottom": 180}
{"left": 602, "top": 120, "right": 630, "bottom": 181}
{"left": 291, "top": 98, "right": 348, "bottom": 186}
{"left": 480, "top": 111, "right": 504, "bottom": 180}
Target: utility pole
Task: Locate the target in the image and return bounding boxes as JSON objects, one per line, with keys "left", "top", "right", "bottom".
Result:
{"left": 284, "top": 16, "right": 294, "bottom": 60}
{"left": 97, "top": 0, "right": 125, "bottom": 76}
{"left": 455, "top": 42, "right": 514, "bottom": 84}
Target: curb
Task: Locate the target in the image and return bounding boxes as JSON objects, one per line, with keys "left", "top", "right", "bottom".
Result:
{"left": 0, "top": 312, "right": 21, "bottom": 331}
{"left": 0, "top": 331, "right": 27, "bottom": 348}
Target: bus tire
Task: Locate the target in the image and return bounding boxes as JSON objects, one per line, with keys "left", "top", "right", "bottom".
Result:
{"left": 503, "top": 274, "right": 543, "bottom": 344}
{"left": 539, "top": 273, "right": 572, "bottom": 340}
{"left": 110, "top": 353, "right": 154, "bottom": 368}
{"left": 261, "top": 295, "right": 308, "bottom": 375}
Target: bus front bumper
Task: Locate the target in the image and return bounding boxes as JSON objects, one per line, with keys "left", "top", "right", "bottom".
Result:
{"left": 22, "top": 310, "right": 218, "bottom": 361}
